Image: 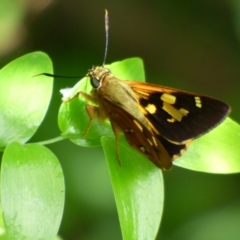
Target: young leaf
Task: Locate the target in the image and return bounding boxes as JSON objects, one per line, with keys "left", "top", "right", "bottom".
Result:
{"left": 102, "top": 135, "right": 164, "bottom": 240}
{"left": 174, "top": 118, "right": 240, "bottom": 173}
{"left": 0, "top": 52, "right": 53, "bottom": 149}
{"left": 1, "top": 142, "right": 65, "bottom": 240}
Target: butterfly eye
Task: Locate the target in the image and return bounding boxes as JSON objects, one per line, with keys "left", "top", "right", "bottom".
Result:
{"left": 90, "top": 76, "right": 100, "bottom": 88}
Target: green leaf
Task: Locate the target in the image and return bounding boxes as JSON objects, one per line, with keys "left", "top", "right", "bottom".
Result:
{"left": 58, "top": 57, "right": 144, "bottom": 147}
{"left": 1, "top": 142, "right": 65, "bottom": 240}
{"left": 106, "top": 57, "right": 145, "bottom": 82}
{"left": 174, "top": 118, "right": 240, "bottom": 173}
{"left": 0, "top": 52, "right": 53, "bottom": 149}
{"left": 101, "top": 135, "right": 164, "bottom": 240}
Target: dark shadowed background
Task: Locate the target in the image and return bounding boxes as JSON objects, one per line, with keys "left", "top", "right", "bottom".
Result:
{"left": 1, "top": 1, "right": 240, "bottom": 239}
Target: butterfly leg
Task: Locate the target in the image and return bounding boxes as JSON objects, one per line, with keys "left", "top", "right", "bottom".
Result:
{"left": 109, "top": 119, "right": 122, "bottom": 166}
{"left": 82, "top": 104, "right": 99, "bottom": 138}
{"left": 63, "top": 91, "right": 99, "bottom": 138}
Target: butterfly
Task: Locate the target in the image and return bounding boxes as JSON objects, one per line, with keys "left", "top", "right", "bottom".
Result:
{"left": 59, "top": 10, "right": 231, "bottom": 170}
{"left": 68, "top": 64, "right": 230, "bottom": 170}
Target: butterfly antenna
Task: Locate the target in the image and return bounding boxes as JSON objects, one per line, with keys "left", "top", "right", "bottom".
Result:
{"left": 103, "top": 9, "right": 109, "bottom": 67}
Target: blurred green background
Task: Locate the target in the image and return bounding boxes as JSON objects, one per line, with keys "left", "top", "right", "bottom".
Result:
{"left": 1, "top": 1, "right": 240, "bottom": 239}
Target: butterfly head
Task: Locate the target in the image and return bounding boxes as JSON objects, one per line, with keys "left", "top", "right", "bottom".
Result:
{"left": 87, "top": 66, "right": 111, "bottom": 89}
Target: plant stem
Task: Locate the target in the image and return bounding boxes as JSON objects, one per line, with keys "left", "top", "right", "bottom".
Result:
{"left": 37, "top": 136, "right": 66, "bottom": 145}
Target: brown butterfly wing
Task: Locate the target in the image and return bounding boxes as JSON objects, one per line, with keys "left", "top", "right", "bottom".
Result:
{"left": 103, "top": 98, "right": 173, "bottom": 170}
{"left": 128, "top": 81, "right": 230, "bottom": 144}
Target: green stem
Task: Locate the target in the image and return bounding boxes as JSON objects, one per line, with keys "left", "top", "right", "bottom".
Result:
{"left": 37, "top": 136, "right": 67, "bottom": 145}
{"left": 0, "top": 136, "right": 67, "bottom": 152}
